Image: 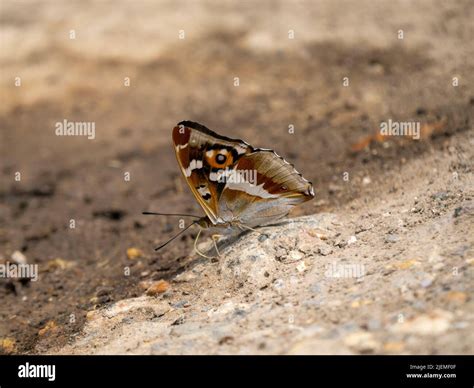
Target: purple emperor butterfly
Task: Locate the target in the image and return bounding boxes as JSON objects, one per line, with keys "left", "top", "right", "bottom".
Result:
{"left": 146, "top": 121, "right": 314, "bottom": 257}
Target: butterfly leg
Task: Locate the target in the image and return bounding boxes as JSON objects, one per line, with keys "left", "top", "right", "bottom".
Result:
{"left": 211, "top": 234, "right": 223, "bottom": 257}
{"left": 193, "top": 228, "right": 217, "bottom": 260}
{"left": 238, "top": 223, "right": 268, "bottom": 237}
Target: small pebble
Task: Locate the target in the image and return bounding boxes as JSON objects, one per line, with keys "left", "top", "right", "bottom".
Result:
{"left": 138, "top": 280, "right": 153, "bottom": 290}
{"left": 146, "top": 280, "right": 170, "bottom": 296}
{"left": 344, "top": 332, "right": 379, "bottom": 353}
{"left": 384, "top": 234, "right": 399, "bottom": 243}
{"left": 355, "top": 223, "right": 374, "bottom": 233}
{"left": 347, "top": 235, "right": 357, "bottom": 245}
{"left": 171, "top": 316, "right": 185, "bottom": 326}
{"left": 288, "top": 250, "right": 304, "bottom": 262}
{"left": 11, "top": 251, "right": 27, "bottom": 265}
{"left": 318, "top": 246, "right": 333, "bottom": 256}
{"left": 174, "top": 272, "right": 197, "bottom": 283}
{"left": 274, "top": 247, "right": 287, "bottom": 261}
{"left": 433, "top": 262, "right": 445, "bottom": 270}
{"left": 172, "top": 300, "right": 190, "bottom": 308}
{"left": 334, "top": 238, "right": 347, "bottom": 248}
{"left": 38, "top": 321, "right": 57, "bottom": 336}
{"left": 126, "top": 247, "right": 144, "bottom": 260}
{"left": 445, "top": 291, "right": 467, "bottom": 304}
{"left": 420, "top": 278, "right": 433, "bottom": 288}
{"left": 0, "top": 338, "right": 17, "bottom": 354}
{"left": 315, "top": 232, "right": 328, "bottom": 240}
{"left": 273, "top": 279, "right": 285, "bottom": 289}
{"left": 391, "top": 310, "right": 453, "bottom": 335}
{"left": 296, "top": 261, "right": 307, "bottom": 272}
{"left": 394, "top": 259, "right": 420, "bottom": 270}
{"left": 383, "top": 341, "right": 405, "bottom": 352}
{"left": 47, "top": 258, "right": 75, "bottom": 270}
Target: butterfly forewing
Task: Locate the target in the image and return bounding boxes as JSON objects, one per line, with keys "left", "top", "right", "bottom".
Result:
{"left": 172, "top": 121, "right": 251, "bottom": 225}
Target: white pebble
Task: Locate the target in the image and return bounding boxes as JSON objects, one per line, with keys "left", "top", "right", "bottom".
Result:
{"left": 11, "top": 251, "right": 27, "bottom": 264}
{"left": 347, "top": 236, "right": 357, "bottom": 245}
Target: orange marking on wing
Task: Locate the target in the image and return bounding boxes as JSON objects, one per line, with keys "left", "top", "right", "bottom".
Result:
{"left": 205, "top": 149, "right": 234, "bottom": 169}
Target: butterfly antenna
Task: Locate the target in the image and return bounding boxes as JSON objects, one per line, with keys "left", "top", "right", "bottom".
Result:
{"left": 154, "top": 221, "right": 198, "bottom": 251}
{"left": 142, "top": 211, "right": 200, "bottom": 219}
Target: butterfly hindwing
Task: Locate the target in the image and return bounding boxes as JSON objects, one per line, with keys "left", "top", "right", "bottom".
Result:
{"left": 218, "top": 150, "right": 314, "bottom": 227}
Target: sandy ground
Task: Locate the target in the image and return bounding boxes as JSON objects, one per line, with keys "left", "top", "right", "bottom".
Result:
{"left": 0, "top": 0, "right": 473, "bottom": 354}
{"left": 53, "top": 134, "right": 474, "bottom": 354}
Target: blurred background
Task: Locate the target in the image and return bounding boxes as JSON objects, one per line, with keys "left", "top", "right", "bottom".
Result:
{"left": 0, "top": 0, "right": 472, "bottom": 353}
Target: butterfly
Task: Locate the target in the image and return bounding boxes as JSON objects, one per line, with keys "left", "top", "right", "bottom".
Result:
{"left": 145, "top": 121, "right": 314, "bottom": 257}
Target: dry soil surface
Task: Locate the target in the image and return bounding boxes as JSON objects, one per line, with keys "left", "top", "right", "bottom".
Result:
{"left": 0, "top": 0, "right": 473, "bottom": 354}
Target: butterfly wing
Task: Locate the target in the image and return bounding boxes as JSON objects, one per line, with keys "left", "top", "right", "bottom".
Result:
{"left": 218, "top": 150, "right": 315, "bottom": 227}
{"left": 172, "top": 121, "right": 251, "bottom": 225}
{"left": 172, "top": 121, "right": 314, "bottom": 228}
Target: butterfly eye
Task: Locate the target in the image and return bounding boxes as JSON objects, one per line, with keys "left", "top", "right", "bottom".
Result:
{"left": 215, "top": 154, "right": 227, "bottom": 164}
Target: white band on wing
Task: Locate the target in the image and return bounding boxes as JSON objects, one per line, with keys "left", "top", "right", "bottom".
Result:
{"left": 184, "top": 159, "right": 203, "bottom": 177}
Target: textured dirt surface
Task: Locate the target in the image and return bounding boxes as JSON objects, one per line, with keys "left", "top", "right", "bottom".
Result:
{"left": 0, "top": 0, "right": 473, "bottom": 354}
{"left": 53, "top": 134, "right": 473, "bottom": 355}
